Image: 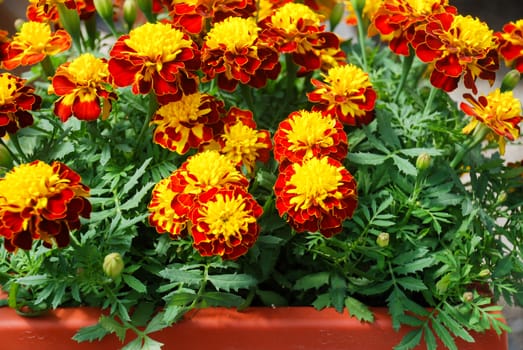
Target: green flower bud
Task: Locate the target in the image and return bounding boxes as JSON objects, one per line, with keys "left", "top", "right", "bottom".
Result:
{"left": 351, "top": 0, "right": 365, "bottom": 13}
{"left": 94, "top": 0, "right": 115, "bottom": 29}
{"left": 123, "top": 0, "right": 138, "bottom": 31}
{"left": 478, "top": 269, "right": 491, "bottom": 278}
{"left": 329, "top": 2, "right": 345, "bottom": 32}
{"left": 462, "top": 291, "right": 474, "bottom": 302}
{"left": 376, "top": 232, "right": 390, "bottom": 247}
{"left": 500, "top": 69, "right": 521, "bottom": 92}
{"left": 57, "top": 3, "right": 82, "bottom": 50}
{"left": 436, "top": 273, "right": 451, "bottom": 294}
{"left": 496, "top": 191, "right": 507, "bottom": 205}
{"left": 0, "top": 142, "right": 13, "bottom": 168}
{"left": 136, "top": 0, "right": 155, "bottom": 22}
{"left": 416, "top": 152, "right": 431, "bottom": 171}
{"left": 103, "top": 252, "right": 124, "bottom": 279}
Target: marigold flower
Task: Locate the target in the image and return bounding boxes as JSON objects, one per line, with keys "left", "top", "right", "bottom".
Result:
{"left": 201, "top": 17, "right": 281, "bottom": 91}
{"left": 0, "top": 160, "right": 91, "bottom": 252}
{"left": 0, "top": 73, "right": 42, "bottom": 137}
{"left": 189, "top": 184, "right": 263, "bottom": 259}
{"left": 49, "top": 53, "right": 116, "bottom": 122}
{"left": 108, "top": 22, "right": 201, "bottom": 103}
{"left": 259, "top": 2, "right": 341, "bottom": 73}
{"left": 369, "top": 0, "right": 456, "bottom": 56}
{"left": 27, "top": 0, "right": 96, "bottom": 22}
{"left": 413, "top": 13, "right": 499, "bottom": 94}
{"left": 151, "top": 92, "right": 225, "bottom": 154}
{"left": 274, "top": 156, "right": 358, "bottom": 237}
{"left": 273, "top": 110, "right": 347, "bottom": 167}
{"left": 216, "top": 107, "right": 273, "bottom": 174}
{"left": 460, "top": 89, "right": 522, "bottom": 155}
{"left": 496, "top": 20, "right": 523, "bottom": 73}
{"left": 149, "top": 150, "right": 249, "bottom": 237}
{"left": 308, "top": 64, "right": 377, "bottom": 126}
{"left": 170, "top": 0, "right": 257, "bottom": 35}
{"left": 2, "top": 21, "right": 72, "bottom": 70}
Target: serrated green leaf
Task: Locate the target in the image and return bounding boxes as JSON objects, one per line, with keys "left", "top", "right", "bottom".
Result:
{"left": 293, "top": 272, "right": 330, "bottom": 291}
{"left": 329, "top": 273, "right": 346, "bottom": 312}
{"left": 312, "top": 293, "right": 331, "bottom": 309}
{"left": 144, "top": 311, "right": 169, "bottom": 334}
{"left": 344, "top": 296, "right": 374, "bottom": 322}
{"left": 159, "top": 268, "right": 203, "bottom": 286}
{"left": 396, "top": 276, "right": 427, "bottom": 292}
{"left": 16, "top": 274, "right": 49, "bottom": 285}
{"left": 207, "top": 273, "right": 257, "bottom": 292}
{"left": 423, "top": 325, "right": 438, "bottom": 350}
{"left": 49, "top": 141, "right": 75, "bottom": 159}
{"left": 392, "top": 154, "right": 417, "bottom": 176}
{"left": 119, "top": 182, "right": 155, "bottom": 211}
{"left": 348, "top": 152, "right": 388, "bottom": 165}
{"left": 99, "top": 315, "right": 127, "bottom": 341}
{"left": 393, "top": 257, "right": 435, "bottom": 275}
{"left": 399, "top": 148, "right": 442, "bottom": 157}
{"left": 437, "top": 311, "right": 474, "bottom": 342}
{"left": 201, "top": 291, "right": 244, "bottom": 307}
{"left": 394, "top": 329, "right": 423, "bottom": 350}
{"left": 73, "top": 323, "right": 110, "bottom": 343}
{"left": 121, "top": 158, "right": 152, "bottom": 195}
{"left": 123, "top": 274, "right": 147, "bottom": 294}
{"left": 256, "top": 290, "right": 288, "bottom": 306}
{"left": 431, "top": 318, "right": 457, "bottom": 350}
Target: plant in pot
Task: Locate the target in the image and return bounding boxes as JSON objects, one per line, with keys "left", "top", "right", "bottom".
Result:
{"left": 0, "top": 0, "right": 522, "bottom": 349}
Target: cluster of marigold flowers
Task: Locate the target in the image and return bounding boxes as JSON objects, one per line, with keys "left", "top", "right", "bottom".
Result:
{"left": 0, "top": 0, "right": 522, "bottom": 258}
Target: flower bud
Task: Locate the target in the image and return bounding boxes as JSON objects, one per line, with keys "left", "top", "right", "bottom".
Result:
{"left": 478, "top": 269, "right": 491, "bottom": 278}
{"left": 57, "top": 3, "right": 81, "bottom": 47}
{"left": 94, "top": 0, "right": 115, "bottom": 27}
{"left": 103, "top": 252, "right": 124, "bottom": 278}
{"left": 123, "top": 0, "right": 138, "bottom": 31}
{"left": 416, "top": 152, "right": 431, "bottom": 171}
{"left": 376, "top": 232, "right": 390, "bottom": 247}
{"left": 351, "top": 0, "right": 365, "bottom": 13}
{"left": 0, "top": 142, "right": 13, "bottom": 168}
{"left": 496, "top": 191, "right": 507, "bottom": 205}
{"left": 329, "top": 2, "right": 345, "bottom": 31}
{"left": 136, "top": 0, "right": 155, "bottom": 22}
{"left": 462, "top": 291, "right": 474, "bottom": 302}
{"left": 500, "top": 69, "right": 521, "bottom": 92}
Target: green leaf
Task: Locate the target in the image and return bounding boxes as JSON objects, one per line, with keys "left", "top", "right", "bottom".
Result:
{"left": 123, "top": 274, "right": 147, "bottom": 294}
{"left": 392, "top": 154, "right": 417, "bottom": 176}
{"left": 119, "top": 182, "right": 155, "bottom": 211}
{"left": 348, "top": 152, "right": 388, "bottom": 165}
{"left": 423, "top": 325, "right": 438, "bottom": 350}
{"left": 49, "top": 141, "right": 75, "bottom": 159}
{"left": 329, "top": 273, "right": 346, "bottom": 312}
{"left": 437, "top": 311, "right": 474, "bottom": 342}
{"left": 121, "top": 157, "right": 152, "bottom": 195}
{"left": 73, "top": 323, "right": 110, "bottom": 343}
{"left": 394, "top": 329, "right": 423, "bottom": 350}
{"left": 207, "top": 273, "right": 257, "bottom": 292}
{"left": 256, "top": 290, "right": 288, "bottom": 307}
{"left": 399, "top": 148, "right": 442, "bottom": 157}
{"left": 159, "top": 268, "right": 203, "bottom": 286}
{"left": 396, "top": 276, "right": 427, "bottom": 292}
{"left": 16, "top": 275, "right": 49, "bottom": 285}
{"left": 344, "top": 296, "right": 374, "bottom": 322}
{"left": 145, "top": 311, "right": 169, "bottom": 334}
{"left": 99, "top": 315, "right": 127, "bottom": 341}
{"left": 201, "top": 291, "right": 244, "bottom": 307}
{"left": 293, "top": 272, "right": 330, "bottom": 291}
{"left": 393, "top": 257, "right": 435, "bottom": 275}
{"left": 431, "top": 317, "right": 457, "bottom": 350}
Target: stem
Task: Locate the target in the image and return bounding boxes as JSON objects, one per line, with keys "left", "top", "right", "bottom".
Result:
{"left": 0, "top": 137, "right": 19, "bottom": 165}
{"left": 8, "top": 133, "right": 27, "bottom": 163}
{"left": 422, "top": 86, "right": 438, "bottom": 117}
{"left": 84, "top": 15, "right": 98, "bottom": 50}
{"left": 285, "top": 54, "right": 297, "bottom": 98}
{"left": 135, "top": 94, "right": 157, "bottom": 151}
{"left": 393, "top": 47, "right": 415, "bottom": 102}
{"left": 352, "top": 0, "right": 368, "bottom": 71}
{"left": 450, "top": 124, "right": 490, "bottom": 169}
{"left": 40, "top": 56, "right": 56, "bottom": 78}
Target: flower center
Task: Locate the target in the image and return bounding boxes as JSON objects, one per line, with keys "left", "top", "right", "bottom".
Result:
{"left": 200, "top": 192, "right": 255, "bottom": 243}
{"left": 15, "top": 21, "right": 52, "bottom": 51}
{"left": 285, "top": 111, "right": 336, "bottom": 152}
{"left": 155, "top": 92, "right": 207, "bottom": 123}
{"left": 0, "top": 74, "right": 18, "bottom": 105}
{"left": 447, "top": 15, "right": 496, "bottom": 54}
{"left": 407, "top": 0, "right": 444, "bottom": 16}
{"left": 185, "top": 151, "right": 244, "bottom": 190}
{"left": 484, "top": 89, "right": 522, "bottom": 122}
{"left": 0, "top": 161, "right": 63, "bottom": 212}
{"left": 323, "top": 64, "right": 372, "bottom": 96}
{"left": 221, "top": 123, "right": 264, "bottom": 162}
{"left": 66, "top": 53, "right": 109, "bottom": 85}
{"left": 125, "top": 22, "right": 192, "bottom": 61}
{"left": 271, "top": 3, "right": 321, "bottom": 32}
{"left": 205, "top": 17, "right": 259, "bottom": 52}
{"left": 288, "top": 157, "right": 343, "bottom": 210}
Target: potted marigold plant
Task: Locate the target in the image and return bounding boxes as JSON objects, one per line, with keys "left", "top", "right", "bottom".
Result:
{"left": 0, "top": 0, "right": 522, "bottom": 349}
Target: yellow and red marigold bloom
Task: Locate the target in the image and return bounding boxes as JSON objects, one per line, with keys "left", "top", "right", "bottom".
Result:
{"left": 0, "top": 73, "right": 41, "bottom": 137}
{"left": 308, "top": 64, "right": 377, "bottom": 126}
{"left": 215, "top": 107, "right": 273, "bottom": 175}
{"left": 259, "top": 2, "right": 340, "bottom": 73}
{"left": 108, "top": 22, "right": 201, "bottom": 103}
{"left": 49, "top": 53, "right": 116, "bottom": 122}
{"left": 201, "top": 17, "right": 281, "bottom": 92}
{"left": 189, "top": 184, "right": 263, "bottom": 260}
{"left": 27, "top": 0, "right": 96, "bottom": 22}
{"left": 274, "top": 156, "right": 357, "bottom": 237}
{"left": 151, "top": 91, "right": 225, "bottom": 154}
{"left": 0, "top": 160, "right": 91, "bottom": 252}
{"left": 0, "top": 30, "right": 10, "bottom": 68}
{"left": 2, "top": 21, "right": 71, "bottom": 70}
{"left": 149, "top": 150, "right": 249, "bottom": 237}
{"left": 273, "top": 110, "right": 347, "bottom": 169}
{"left": 412, "top": 13, "right": 499, "bottom": 94}
{"left": 460, "top": 89, "right": 522, "bottom": 155}
{"left": 369, "top": 0, "right": 456, "bottom": 56}
{"left": 496, "top": 20, "right": 523, "bottom": 73}
{"left": 170, "top": 0, "right": 257, "bottom": 35}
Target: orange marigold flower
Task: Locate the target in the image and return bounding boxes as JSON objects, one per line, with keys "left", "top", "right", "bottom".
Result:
{"left": 27, "top": 0, "right": 96, "bottom": 22}
{"left": 308, "top": 64, "right": 377, "bottom": 126}
{"left": 0, "top": 73, "right": 41, "bottom": 137}
{"left": 0, "top": 160, "right": 91, "bottom": 252}
{"left": 259, "top": 2, "right": 340, "bottom": 73}
{"left": 170, "top": 0, "right": 257, "bottom": 35}
{"left": 108, "top": 22, "right": 201, "bottom": 103}
{"left": 215, "top": 107, "right": 273, "bottom": 175}
{"left": 274, "top": 156, "right": 358, "bottom": 237}
{"left": 496, "top": 20, "right": 523, "bottom": 73}
{"left": 149, "top": 150, "right": 249, "bottom": 237}
{"left": 201, "top": 17, "right": 281, "bottom": 91}
{"left": 151, "top": 92, "right": 225, "bottom": 154}
{"left": 2, "top": 21, "right": 71, "bottom": 70}
{"left": 369, "top": 0, "right": 456, "bottom": 56}
{"left": 189, "top": 184, "right": 262, "bottom": 259}
{"left": 0, "top": 30, "right": 10, "bottom": 68}
{"left": 49, "top": 53, "right": 116, "bottom": 122}
{"left": 412, "top": 13, "right": 499, "bottom": 94}
{"left": 273, "top": 110, "right": 347, "bottom": 168}
{"left": 460, "top": 89, "right": 522, "bottom": 155}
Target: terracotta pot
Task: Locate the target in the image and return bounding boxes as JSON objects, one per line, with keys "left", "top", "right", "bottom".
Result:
{"left": 0, "top": 302, "right": 508, "bottom": 350}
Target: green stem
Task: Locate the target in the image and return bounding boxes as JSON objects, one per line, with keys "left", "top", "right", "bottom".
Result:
{"left": 285, "top": 54, "right": 297, "bottom": 98}
{"left": 8, "top": 282, "right": 19, "bottom": 309}
{"left": 352, "top": 0, "right": 368, "bottom": 71}
{"left": 393, "top": 47, "right": 415, "bottom": 102}
{"left": 8, "top": 133, "right": 27, "bottom": 163}
{"left": 84, "top": 15, "right": 98, "bottom": 50}
{"left": 135, "top": 94, "right": 157, "bottom": 151}
{"left": 450, "top": 124, "right": 490, "bottom": 169}
{"left": 422, "top": 86, "right": 438, "bottom": 117}
{"left": 40, "top": 56, "right": 56, "bottom": 78}
{"left": 0, "top": 137, "right": 19, "bottom": 165}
